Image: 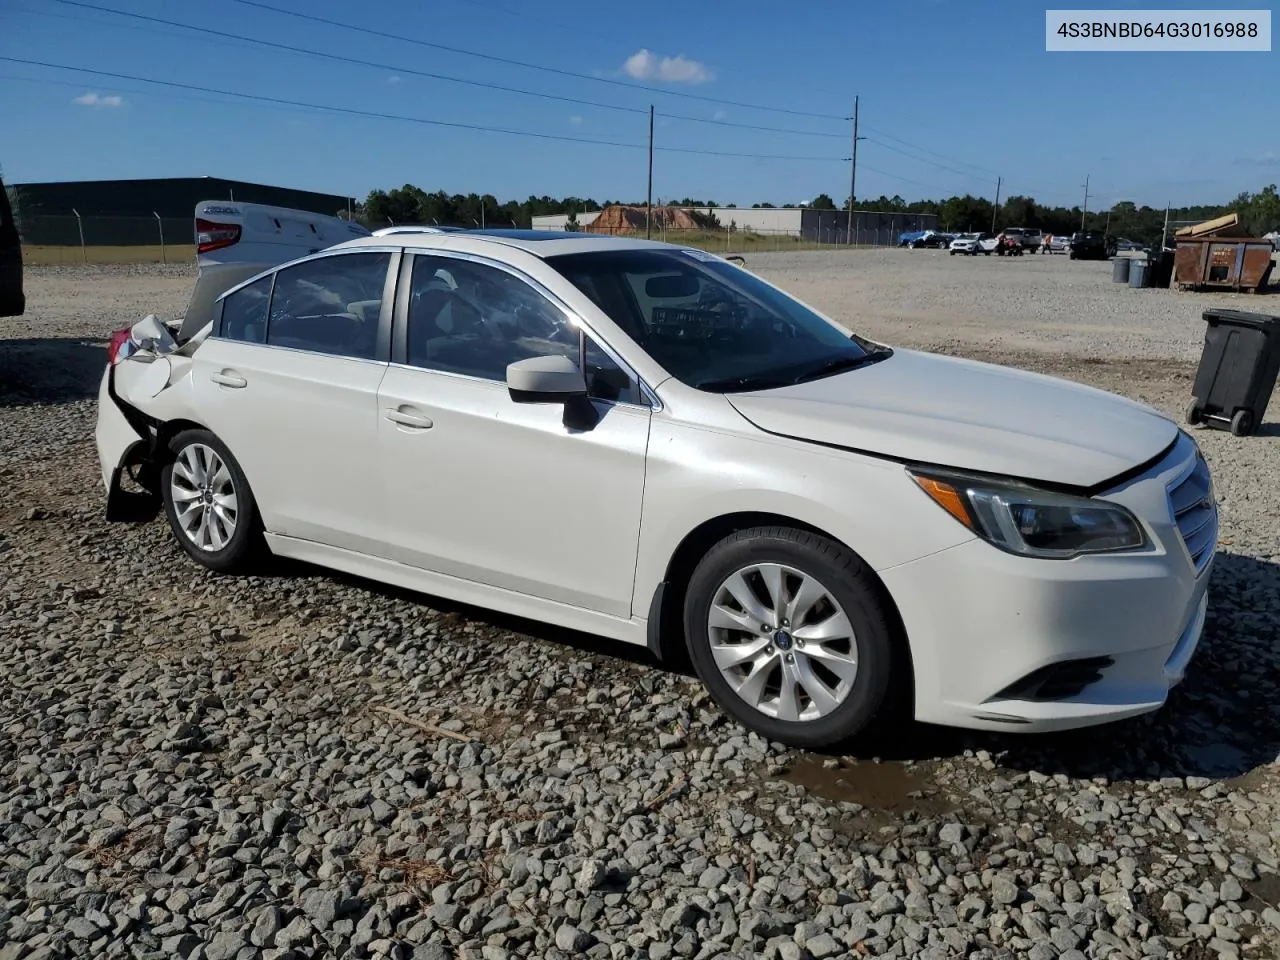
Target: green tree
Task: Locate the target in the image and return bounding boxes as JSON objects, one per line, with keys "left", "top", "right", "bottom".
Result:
{"left": 810, "top": 193, "right": 837, "bottom": 210}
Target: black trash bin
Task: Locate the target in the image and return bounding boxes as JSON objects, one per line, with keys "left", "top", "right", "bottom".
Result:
{"left": 1186, "top": 309, "right": 1280, "bottom": 436}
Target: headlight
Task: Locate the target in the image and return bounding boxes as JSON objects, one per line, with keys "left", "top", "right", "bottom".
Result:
{"left": 909, "top": 468, "right": 1146, "bottom": 559}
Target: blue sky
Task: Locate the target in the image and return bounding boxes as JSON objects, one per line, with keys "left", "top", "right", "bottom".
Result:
{"left": 1, "top": 0, "right": 1275, "bottom": 209}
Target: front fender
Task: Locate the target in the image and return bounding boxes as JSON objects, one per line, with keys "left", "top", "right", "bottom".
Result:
{"left": 632, "top": 418, "right": 976, "bottom": 620}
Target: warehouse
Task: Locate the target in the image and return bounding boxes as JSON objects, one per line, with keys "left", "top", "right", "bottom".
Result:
{"left": 8, "top": 176, "right": 356, "bottom": 247}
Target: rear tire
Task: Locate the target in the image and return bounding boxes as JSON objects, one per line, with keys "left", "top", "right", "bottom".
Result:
{"left": 161, "top": 429, "right": 263, "bottom": 573}
{"left": 1185, "top": 400, "right": 1203, "bottom": 426}
{"left": 683, "top": 526, "right": 901, "bottom": 749}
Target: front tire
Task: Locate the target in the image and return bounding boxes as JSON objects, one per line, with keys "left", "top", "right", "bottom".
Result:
{"left": 683, "top": 526, "right": 900, "bottom": 748}
{"left": 161, "top": 429, "right": 263, "bottom": 573}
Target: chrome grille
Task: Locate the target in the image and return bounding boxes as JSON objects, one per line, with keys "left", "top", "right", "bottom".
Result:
{"left": 1168, "top": 452, "right": 1217, "bottom": 574}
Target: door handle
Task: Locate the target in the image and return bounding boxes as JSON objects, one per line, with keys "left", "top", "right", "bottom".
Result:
{"left": 210, "top": 371, "right": 247, "bottom": 388}
{"left": 384, "top": 407, "right": 434, "bottom": 429}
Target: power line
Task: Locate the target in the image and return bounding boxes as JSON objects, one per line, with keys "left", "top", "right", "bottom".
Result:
{"left": 48, "top": 0, "right": 850, "bottom": 139}
{"left": 217, "top": 0, "right": 850, "bottom": 122}
{"left": 47, "top": 0, "right": 849, "bottom": 122}
{"left": 12, "top": 2, "right": 278, "bottom": 56}
{"left": 861, "top": 137, "right": 992, "bottom": 185}
{"left": 1, "top": 57, "right": 847, "bottom": 163}
{"left": 441, "top": 0, "right": 858, "bottom": 102}
{"left": 855, "top": 163, "right": 960, "bottom": 196}
{"left": 860, "top": 124, "right": 1001, "bottom": 179}
{"left": 49, "top": 0, "right": 652, "bottom": 119}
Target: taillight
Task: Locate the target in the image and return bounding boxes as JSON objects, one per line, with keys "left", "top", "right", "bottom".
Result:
{"left": 107, "top": 326, "right": 134, "bottom": 365}
{"left": 196, "top": 217, "right": 241, "bottom": 254}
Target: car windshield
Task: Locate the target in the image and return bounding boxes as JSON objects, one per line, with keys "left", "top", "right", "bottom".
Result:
{"left": 545, "top": 248, "right": 886, "bottom": 393}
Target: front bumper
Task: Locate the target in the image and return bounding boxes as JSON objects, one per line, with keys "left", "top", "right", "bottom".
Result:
{"left": 882, "top": 432, "right": 1216, "bottom": 733}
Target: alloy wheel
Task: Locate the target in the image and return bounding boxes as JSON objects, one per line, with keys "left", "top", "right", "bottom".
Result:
{"left": 707, "top": 562, "right": 858, "bottom": 722}
{"left": 169, "top": 442, "right": 239, "bottom": 552}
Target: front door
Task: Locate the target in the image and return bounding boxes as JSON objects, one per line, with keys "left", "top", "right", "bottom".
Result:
{"left": 375, "top": 252, "right": 651, "bottom": 618}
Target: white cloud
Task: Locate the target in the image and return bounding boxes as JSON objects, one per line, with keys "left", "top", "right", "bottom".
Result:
{"left": 568, "top": 115, "right": 583, "bottom": 126}
{"left": 622, "top": 49, "right": 712, "bottom": 84}
{"left": 712, "top": 110, "right": 728, "bottom": 121}
{"left": 73, "top": 92, "right": 125, "bottom": 108}
{"left": 387, "top": 75, "right": 402, "bottom": 85}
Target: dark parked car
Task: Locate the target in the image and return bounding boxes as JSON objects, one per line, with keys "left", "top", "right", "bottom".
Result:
{"left": 1068, "top": 231, "right": 1117, "bottom": 261}
{"left": 0, "top": 176, "right": 24, "bottom": 317}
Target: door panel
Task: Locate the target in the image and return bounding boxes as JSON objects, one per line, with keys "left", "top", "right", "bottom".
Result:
{"left": 376, "top": 366, "right": 650, "bottom": 617}
{"left": 190, "top": 338, "right": 389, "bottom": 553}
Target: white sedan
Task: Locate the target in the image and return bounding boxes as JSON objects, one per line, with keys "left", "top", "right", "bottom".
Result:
{"left": 96, "top": 229, "right": 1217, "bottom": 748}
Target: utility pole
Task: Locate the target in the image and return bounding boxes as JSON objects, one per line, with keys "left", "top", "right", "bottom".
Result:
{"left": 646, "top": 105, "right": 654, "bottom": 240}
{"left": 847, "top": 95, "right": 859, "bottom": 245}
{"left": 991, "top": 176, "right": 1001, "bottom": 233}
{"left": 1080, "top": 174, "right": 1090, "bottom": 230}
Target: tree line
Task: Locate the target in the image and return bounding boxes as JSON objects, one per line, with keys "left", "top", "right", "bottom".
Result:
{"left": 356, "top": 182, "right": 1280, "bottom": 246}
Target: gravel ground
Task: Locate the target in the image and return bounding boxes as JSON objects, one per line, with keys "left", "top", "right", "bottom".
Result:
{"left": 3, "top": 256, "right": 1280, "bottom": 960}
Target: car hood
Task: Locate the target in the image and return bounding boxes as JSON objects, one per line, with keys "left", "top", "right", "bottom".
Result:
{"left": 725, "top": 349, "right": 1178, "bottom": 488}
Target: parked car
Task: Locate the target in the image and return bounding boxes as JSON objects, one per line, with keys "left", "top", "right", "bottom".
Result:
{"left": 1114, "top": 238, "right": 1148, "bottom": 253}
{"left": 1069, "top": 231, "right": 1118, "bottom": 260}
{"left": 901, "top": 230, "right": 952, "bottom": 249}
{"left": 0, "top": 174, "right": 24, "bottom": 317}
{"left": 948, "top": 232, "right": 995, "bottom": 256}
{"left": 1049, "top": 234, "right": 1073, "bottom": 254}
{"left": 995, "top": 232, "right": 1025, "bottom": 256}
{"left": 1001, "top": 227, "right": 1043, "bottom": 253}
{"left": 96, "top": 214, "right": 1217, "bottom": 748}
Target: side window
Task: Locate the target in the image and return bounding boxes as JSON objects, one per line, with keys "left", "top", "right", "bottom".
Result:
{"left": 219, "top": 274, "right": 271, "bottom": 343}
{"left": 406, "top": 255, "right": 644, "bottom": 404}
{"left": 265, "top": 251, "right": 391, "bottom": 360}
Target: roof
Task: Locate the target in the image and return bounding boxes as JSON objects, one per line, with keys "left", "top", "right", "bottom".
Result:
{"left": 336, "top": 228, "right": 683, "bottom": 258}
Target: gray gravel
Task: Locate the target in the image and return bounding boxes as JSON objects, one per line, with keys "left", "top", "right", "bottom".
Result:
{"left": 3, "top": 258, "right": 1280, "bottom": 959}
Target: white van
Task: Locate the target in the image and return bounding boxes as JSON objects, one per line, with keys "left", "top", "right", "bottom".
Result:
{"left": 176, "top": 201, "right": 371, "bottom": 342}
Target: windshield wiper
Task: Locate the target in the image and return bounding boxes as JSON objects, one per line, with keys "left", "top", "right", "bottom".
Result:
{"left": 790, "top": 352, "right": 887, "bottom": 384}
{"left": 693, "top": 374, "right": 792, "bottom": 393}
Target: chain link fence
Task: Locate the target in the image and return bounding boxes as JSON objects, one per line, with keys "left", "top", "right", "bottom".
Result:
{"left": 584, "top": 210, "right": 940, "bottom": 252}
{"left": 16, "top": 214, "right": 195, "bottom": 264}
{"left": 16, "top": 210, "right": 942, "bottom": 263}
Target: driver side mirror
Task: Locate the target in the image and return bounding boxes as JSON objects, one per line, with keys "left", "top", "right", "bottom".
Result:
{"left": 506, "top": 354, "right": 587, "bottom": 403}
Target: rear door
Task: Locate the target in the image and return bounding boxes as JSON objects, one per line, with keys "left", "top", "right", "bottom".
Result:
{"left": 190, "top": 247, "right": 398, "bottom": 554}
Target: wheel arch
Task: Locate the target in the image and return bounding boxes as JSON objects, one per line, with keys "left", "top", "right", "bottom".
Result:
{"left": 646, "top": 511, "right": 913, "bottom": 703}
{"left": 104, "top": 416, "right": 213, "bottom": 522}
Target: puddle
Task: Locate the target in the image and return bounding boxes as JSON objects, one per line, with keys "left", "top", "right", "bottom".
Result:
{"left": 1247, "top": 872, "right": 1280, "bottom": 910}
{"left": 780, "top": 755, "right": 952, "bottom": 815}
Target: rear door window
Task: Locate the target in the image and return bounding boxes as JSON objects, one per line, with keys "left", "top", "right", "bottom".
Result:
{"left": 266, "top": 252, "right": 391, "bottom": 360}
{"left": 219, "top": 275, "right": 272, "bottom": 343}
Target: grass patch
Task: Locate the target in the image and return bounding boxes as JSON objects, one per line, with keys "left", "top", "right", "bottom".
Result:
{"left": 24, "top": 244, "right": 196, "bottom": 265}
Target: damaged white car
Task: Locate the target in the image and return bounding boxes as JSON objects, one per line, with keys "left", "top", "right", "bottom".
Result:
{"left": 96, "top": 202, "right": 1217, "bottom": 748}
